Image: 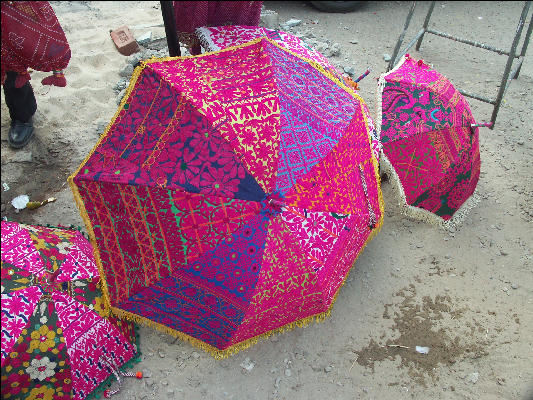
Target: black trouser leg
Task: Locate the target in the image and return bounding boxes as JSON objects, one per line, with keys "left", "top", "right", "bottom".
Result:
{"left": 3, "top": 71, "right": 37, "bottom": 123}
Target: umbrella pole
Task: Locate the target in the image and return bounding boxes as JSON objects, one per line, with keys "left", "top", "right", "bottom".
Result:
{"left": 354, "top": 69, "right": 370, "bottom": 83}
{"left": 160, "top": 1, "right": 181, "bottom": 57}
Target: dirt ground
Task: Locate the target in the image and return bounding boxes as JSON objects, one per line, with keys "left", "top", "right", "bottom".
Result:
{"left": 1, "top": 1, "right": 532, "bottom": 399}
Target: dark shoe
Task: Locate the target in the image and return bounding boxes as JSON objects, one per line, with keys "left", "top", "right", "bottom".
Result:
{"left": 8, "top": 118, "right": 34, "bottom": 149}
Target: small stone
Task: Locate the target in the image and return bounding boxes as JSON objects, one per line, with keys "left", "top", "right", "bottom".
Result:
{"left": 328, "top": 43, "right": 341, "bottom": 57}
{"left": 511, "top": 284, "right": 518, "bottom": 289}
{"left": 285, "top": 18, "right": 302, "bottom": 27}
{"left": 343, "top": 66, "right": 355, "bottom": 76}
{"left": 274, "top": 377, "right": 281, "bottom": 388}
{"left": 466, "top": 372, "right": 479, "bottom": 384}
{"left": 349, "top": 39, "right": 358, "bottom": 44}
{"left": 119, "top": 64, "right": 134, "bottom": 77}
{"left": 96, "top": 121, "right": 107, "bottom": 135}
{"left": 240, "top": 357, "right": 255, "bottom": 372}
{"left": 260, "top": 10, "right": 279, "bottom": 30}
{"left": 383, "top": 53, "right": 391, "bottom": 62}
{"left": 496, "top": 377, "right": 505, "bottom": 385}
{"left": 500, "top": 250, "right": 508, "bottom": 256}
{"left": 137, "top": 31, "right": 152, "bottom": 45}
{"left": 191, "top": 351, "right": 200, "bottom": 359}
{"left": 158, "top": 350, "right": 166, "bottom": 358}
{"left": 117, "top": 89, "right": 127, "bottom": 105}
{"left": 128, "top": 53, "right": 143, "bottom": 66}
{"left": 143, "top": 369, "right": 153, "bottom": 378}
{"left": 145, "top": 378, "right": 154, "bottom": 387}
{"left": 416, "top": 244, "right": 424, "bottom": 248}
{"left": 517, "top": 140, "right": 524, "bottom": 145}
{"left": 285, "top": 369, "right": 291, "bottom": 377}
{"left": 161, "top": 380, "right": 168, "bottom": 386}
{"left": 324, "top": 366, "right": 332, "bottom": 373}
{"left": 9, "top": 151, "right": 33, "bottom": 163}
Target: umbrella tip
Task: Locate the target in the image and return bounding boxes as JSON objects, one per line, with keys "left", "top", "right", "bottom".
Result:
{"left": 471, "top": 122, "right": 493, "bottom": 128}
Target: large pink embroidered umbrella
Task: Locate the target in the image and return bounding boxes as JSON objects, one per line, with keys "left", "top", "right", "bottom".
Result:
{"left": 195, "top": 25, "right": 382, "bottom": 161}
{"left": 377, "top": 54, "right": 484, "bottom": 227}
{"left": 1, "top": 221, "right": 140, "bottom": 400}
{"left": 69, "top": 37, "right": 383, "bottom": 358}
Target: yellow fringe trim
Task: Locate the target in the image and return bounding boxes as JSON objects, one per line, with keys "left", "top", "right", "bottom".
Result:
{"left": 68, "top": 36, "right": 385, "bottom": 359}
{"left": 141, "top": 37, "right": 364, "bottom": 104}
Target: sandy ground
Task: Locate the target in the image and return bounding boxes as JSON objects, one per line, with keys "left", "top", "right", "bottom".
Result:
{"left": 1, "top": 1, "right": 532, "bottom": 399}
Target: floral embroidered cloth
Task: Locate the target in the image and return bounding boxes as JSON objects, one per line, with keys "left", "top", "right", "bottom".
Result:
{"left": 377, "top": 54, "right": 480, "bottom": 224}
{"left": 69, "top": 37, "right": 383, "bottom": 358}
{"left": 0, "top": 221, "right": 139, "bottom": 400}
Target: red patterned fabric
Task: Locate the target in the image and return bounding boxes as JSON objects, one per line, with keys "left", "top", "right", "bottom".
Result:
{"left": 1, "top": 1, "right": 71, "bottom": 87}
{"left": 172, "top": 1, "right": 262, "bottom": 51}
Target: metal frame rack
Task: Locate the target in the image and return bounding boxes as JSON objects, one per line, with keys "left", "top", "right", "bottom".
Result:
{"left": 388, "top": 1, "right": 532, "bottom": 129}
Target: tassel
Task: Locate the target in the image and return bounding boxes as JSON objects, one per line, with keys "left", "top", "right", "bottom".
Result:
{"left": 99, "top": 354, "right": 143, "bottom": 398}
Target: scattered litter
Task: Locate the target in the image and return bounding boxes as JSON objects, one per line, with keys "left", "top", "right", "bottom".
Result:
{"left": 415, "top": 346, "right": 429, "bottom": 354}
{"left": 26, "top": 197, "right": 57, "bottom": 210}
{"left": 285, "top": 18, "right": 302, "bottom": 28}
{"left": 136, "top": 31, "right": 152, "bottom": 45}
{"left": 385, "top": 344, "right": 409, "bottom": 349}
{"left": 11, "top": 194, "right": 30, "bottom": 211}
{"left": 2, "top": 183, "right": 9, "bottom": 192}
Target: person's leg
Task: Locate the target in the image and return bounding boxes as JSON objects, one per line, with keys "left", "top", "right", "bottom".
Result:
{"left": 3, "top": 71, "right": 36, "bottom": 149}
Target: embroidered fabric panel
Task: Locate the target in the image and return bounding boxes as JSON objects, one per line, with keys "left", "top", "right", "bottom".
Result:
{"left": 175, "top": 213, "right": 268, "bottom": 309}
{"left": 120, "top": 275, "right": 244, "bottom": 350}
{"left": 283, "top": 109, "right": 378, "bottom": 217}
{"left": 229, "top": 215, "right": 324, "bottom": 346}
{"left": 281, "top": 207, "right": 346, "bottom": 273}
{"left": 383, "top": 126, "right": 474, "bottom": 204}
{"left": 1, "top": 221, "right": 47, "bottom": 277}
{"left": 149, "top": 42, "right": 281, "bottom": 193}
{"left": 1, "top": 286, "right": 43, "bottom": 366}
{"left": 77, "top": 69, "right": 264, "bottom": 202}
{"left": 411, "top": 130, "right": 480, "bottom": 220}
{"left": 76, "top": 179, "right": 263, "bottom": 307}
{"left": 54, "top": 292, "right": 136, "bottom": 400}
{"left": 56, "top": 232, "right": 99, "bottom": 282}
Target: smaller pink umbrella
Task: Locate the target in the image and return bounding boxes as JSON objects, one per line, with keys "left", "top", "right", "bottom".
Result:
{"left": 376, "top": 54, "right": 491, "bottom": 228}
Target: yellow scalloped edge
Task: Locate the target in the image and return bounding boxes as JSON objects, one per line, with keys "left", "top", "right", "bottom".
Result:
{"left": 68, "top": 36, "right": 385, "bottom": 359}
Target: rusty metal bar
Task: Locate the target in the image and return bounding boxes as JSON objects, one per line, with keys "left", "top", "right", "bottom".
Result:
{"left": 416, "top": 1, "right": 436, "bottom": 51}
{"left": 515, "top": 12, "right": 533, "bottom": 78}
{"left": 503, "top": 58, "right": 524, "bottom": 97}
{"left": 397, "top": 28, "right": 426, "bottom": 62}
{"left": 458, "top": 89, "right": 496, "bottom": 105}
{"left": 425, "top": 28, "right": 521, "bottom": 57}
{"left": 490, "top": 1, "right": 531, "bottom": 128}
{"left": 388, "top": 1, "right": 417, "bottom": 71}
